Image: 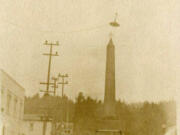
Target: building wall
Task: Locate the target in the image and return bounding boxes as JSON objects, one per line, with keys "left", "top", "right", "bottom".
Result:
{"left": 56, "top": 122, "right": 73, "bottom": 135}
{"left": 0, "top": 69, "right": 25, "bottom": 135}
{"left": 22, "top": 116, "right": 73, "bottom": 135}
{"left": 22, "top": 120, "right": 52, "bottom": 135}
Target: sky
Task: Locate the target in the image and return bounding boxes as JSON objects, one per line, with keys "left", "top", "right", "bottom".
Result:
{"left": 0, "top": 0, "right": 180, "bottom": 103}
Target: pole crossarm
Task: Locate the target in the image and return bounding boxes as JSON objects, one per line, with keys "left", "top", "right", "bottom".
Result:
{"left": 58, "top": 74, "right": 68, "bottom": 78}
{"left": 40, "top": 90, "right": 54, "bottom": 93}
{"left": 58, "top": 82, "right": 68, "bottom": 84}
{"left": 44, "top": 40, "right": 59, "bottom": 46}
{"left": 51, "top": 85, "right": 58, "bottom": 88}
{"left": 40, "top": 82, "right": 54, "bottom": 85}
{"left": 43, "top": 53, "right": 59, "bottom": 56}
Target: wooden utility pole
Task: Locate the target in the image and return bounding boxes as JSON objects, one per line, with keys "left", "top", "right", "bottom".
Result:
{"left": 39, "top": 40, "right": 59, "bottom": 135}
{"left": 40, "top": 106, "right": 52, "bottom": 135}
{"left": 41, "top": 115, "right": 51, "bottom": 135}
{"left": 58, "top": 73, "right": 68, "bottom": 97}
{"left": 51, "top": 76, "right": 59, "bottom": 96}
{"left": 40, "top": 40, "right": 59, "bottom": 96}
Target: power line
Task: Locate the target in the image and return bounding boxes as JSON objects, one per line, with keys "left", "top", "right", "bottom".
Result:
{"left": 42, "top": 24, "right": 108, "bottom": 34}
{"left": 1, "top": 18, "right": 108, "bottom": 34}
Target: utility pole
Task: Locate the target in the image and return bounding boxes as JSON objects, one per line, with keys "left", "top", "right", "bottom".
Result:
{"left": 51, "top": 76, "right": 59, "bottom": 96}
{"left": 48, "top": 76, "right": 59, "bottom": 135}
{"left": 58, "top": 74, "right": 69, "bottom": 135}
{"left": 41, "top": 115, "right": 51, "bottom": 135}
{"left": 40, "top": 40, "right": 59, "bottom": 96}
{"left": 40, "top": 106, "right": 52, "bottom": 135}
{"left": 39, "top": 40, "right": 59, "bottom": 135}
{"left": 58, "top": 73, "right": 68, "bottom": 97}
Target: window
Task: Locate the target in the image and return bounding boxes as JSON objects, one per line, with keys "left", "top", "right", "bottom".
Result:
{"left": 19, "top": 101, "right": 23, "bottom": 119}
{"left": 14, "top": 98, "right": 18, "bottom": 116}
{"left": 7, "top": 94, "right": 11, "bottom": 114}
{"left": 65, "top": 130, "right": 70, "bottom": 134}
{"left": 29, "top": 123, "right": 34, "bottom": 131}
{"left": 1, "top": 88, "right": 4, "bottom": 113}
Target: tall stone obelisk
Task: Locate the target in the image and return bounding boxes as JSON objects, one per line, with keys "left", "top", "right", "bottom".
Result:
{"left": 104, "top": 37, "right": 116, "bottom": 118}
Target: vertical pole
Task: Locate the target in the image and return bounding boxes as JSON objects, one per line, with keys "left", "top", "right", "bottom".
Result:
{"left": 58, "top": 74, "right": 68, "bottom": 132}
{"left": 51, "top": 120, "right": 55, "bottom": 135}
{"left": 52, "top": 78, "right": 57, "bottom": 96}
{"left": 54, "top": 80, "right": 56, "bottom": 96}
{"left": 46, "top": 44, "right": 53, "bottom": 94}
{"left": 62, "top": 77, "right": 64, "bottom": 97}
{"left": 54, "top": 78, "right": 58, "bottom": 96}
{"left": 40, "top": 41, "right": 59, "bottom": 135}
{"left": 43, "top": 120, "right": 47, "bottom": 135}
{"left": 58, "top": 74, "right": 68, "bottom": 97}
{"left": 40, "top": 41, "right": 59, "bottom": 95}
{"left": 51, "top": 118, "right": 57, "bottom": 135}
{"left": 2, "top": 126, "right": 5, "bottom": 135}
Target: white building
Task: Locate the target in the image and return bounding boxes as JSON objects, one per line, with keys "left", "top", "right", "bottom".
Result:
{"left": 22, "top": 114, "right": 52, "bottom": 135}
{"left": 22, "top": 114, "right": 73, "bottom": 135}
{"left": 0, "top": 69, "right": 25, "bottom": 135}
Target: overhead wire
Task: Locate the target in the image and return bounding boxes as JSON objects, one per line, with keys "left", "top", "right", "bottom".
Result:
{"left": 1, "top": 18, "right": 109, "bottom": 35}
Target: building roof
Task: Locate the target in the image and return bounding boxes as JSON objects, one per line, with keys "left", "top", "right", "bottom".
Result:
{"left": 96, "top": 129, "right": 122, "bottom": 132}
{"left": 23, "top": 114, "right": 52, "bottom": 121}
{"left": 0, "top": 69, "right": 25, "bottom": 91}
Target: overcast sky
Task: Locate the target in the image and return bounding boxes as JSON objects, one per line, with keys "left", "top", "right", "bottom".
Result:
{"left": 0, "top": 0, "right": 180, "bottom": 103}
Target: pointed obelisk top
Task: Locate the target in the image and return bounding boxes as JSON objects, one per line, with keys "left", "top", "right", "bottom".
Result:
{"left": 108, "top": 38, "right": 114, "bottom": 47}
{"left": 107, "top": 35, "right": 114, "bottom": 47}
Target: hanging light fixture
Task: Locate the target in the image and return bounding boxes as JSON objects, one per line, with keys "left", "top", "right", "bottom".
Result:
{"left": 109, "top": 13, "right": 120, "bottom": 27}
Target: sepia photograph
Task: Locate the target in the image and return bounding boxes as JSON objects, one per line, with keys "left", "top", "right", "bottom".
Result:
{"left": 0, "top": 0, "right": 179, "bottom": 135}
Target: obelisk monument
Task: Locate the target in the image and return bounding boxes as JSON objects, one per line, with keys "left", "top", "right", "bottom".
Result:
{"left": 104, "top": 37, "right": 116, "bottom": 118}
